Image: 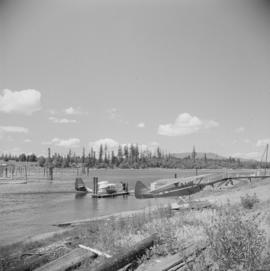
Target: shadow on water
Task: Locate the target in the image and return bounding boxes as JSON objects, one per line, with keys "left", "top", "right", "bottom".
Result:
{"left": 75, "top": 193, "right": 87, "bottom": 199}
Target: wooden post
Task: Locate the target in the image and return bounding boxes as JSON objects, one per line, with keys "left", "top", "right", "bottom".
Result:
{"left": 93, "top": 177, "right": 97, "bottom": 194}
{"left": 49, "top": 167, "right": 53, "bottom": 181}
{"left": 174, "top": 173, "right": 177, "bottom": 178}
{"left": 25, "top": 166, "right": 28, "bottom": 183}
{"left": 47, "top": 148, "right": 54, "bottom": 180}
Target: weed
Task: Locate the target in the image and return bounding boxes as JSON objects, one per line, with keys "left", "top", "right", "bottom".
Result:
{"left": 240, "top": 193, "right": 259, "bottom": 209}
{"left": 200, "top": 205, "right": 266, "bottom": 271}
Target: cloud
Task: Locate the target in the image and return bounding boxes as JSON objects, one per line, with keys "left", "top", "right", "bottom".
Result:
{"left": 107, "top": 108, "right": 128, "bottom": 124}
{"left": 243, "top": 138, "right": 251, "bottom": 144}
{"left": 137, "top": 122, "right": 145, "bottom": 128}
{"left": 140, "top": 141, "right": 159, "bottom": 153}
{"left": 158, "top": 113, "right": 219, "bottom": 136}
{"left": 49, "top": 116, "right": 77, "bottom": 124}
{"left": 43, "top": 138, "right": 80, "bottom": 148}
{"left": 0, "top": 126, "right": 28, "bottom": 133}
{"left": 107, "top": 108, "right": 119, "bottom": 120}
{"left": 0, "top": 89, "right": 41, "bottom": 115}
{"left": 256, "top": 138, "right": 270, "bottom": 147}
{"left": 88, "top": 138, "right": 160, "bottom": 155}
{"left": 235, "top": 126, "right": 245, "bottom": 133}
{"left": 48, "top": 109, "right": 57, "bottom": 115}
{"left": 1, "top": 147, "right": 22, "bottom": 155}
{"left": 24, "top": 139, "right": 32, "bottom": 143}
{"left": 89, "top": 138, "right": 119, "bottom": 151}
{"left": 64, "top": 107, "right": 86, "bottom": 115}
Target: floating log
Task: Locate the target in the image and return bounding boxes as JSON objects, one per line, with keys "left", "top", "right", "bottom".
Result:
{"left": 94, "top": 233, "right": 159, "bottom": 271}
{"left": 35, "top": 248, "right": 96, "bottom": 271}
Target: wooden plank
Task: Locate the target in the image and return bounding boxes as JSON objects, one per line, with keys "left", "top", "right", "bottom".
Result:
{"left": 35, "top": 248, "right": 96, "bottom": 271}
{"left": 94, "top": 234, "right": 159, "bottom": 271}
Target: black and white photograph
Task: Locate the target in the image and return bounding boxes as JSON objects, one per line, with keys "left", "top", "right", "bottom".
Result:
{"left": 1, "top": 0, "right": 270, "bottom": 270}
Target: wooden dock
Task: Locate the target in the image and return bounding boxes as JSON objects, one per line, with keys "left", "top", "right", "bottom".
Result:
{"left": 92, "top": 191, "right": 130, "bottom": 198}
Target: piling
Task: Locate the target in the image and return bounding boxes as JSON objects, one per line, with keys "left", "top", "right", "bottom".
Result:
{"left": 93, "top": 177, "right": 99, "bottom": 194}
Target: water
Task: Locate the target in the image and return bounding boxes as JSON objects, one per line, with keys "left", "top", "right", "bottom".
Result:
{"left": 0, "top": 168, "right": 199, "bottom": 246}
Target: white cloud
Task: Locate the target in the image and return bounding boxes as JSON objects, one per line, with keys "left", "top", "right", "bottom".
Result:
{"left": 158, "top": 113, "right": 219, "bottom": 136}
{"left": 89, "top": 138, "right": 119, "bottom": 151}
{"left": 137, "top": 122, "right": 145, "bottom": 128}
{"left": 43, "top": 138, "right": 80, "bottom": 148}
{"left": 256, "top": 138, "right": 270, "bottom": 147}
{"left": 48, "top": 116, "right": 77, "bottom": 124}
{"left": 107, "top": 108, "right": 128, "bottom": 124}
{"left": 0, "top": 126, "right": 28, "bottom": 133}
{"left": 24, "top": 139, "right": 32, "bottom": 143}
{"left": 0, "top": 89, "right": 41, "bottom": 115}
{"left": 88, "top": 138, "right": 160, "bottom": 155}
{"left": 243, "top": 138, "right": 251, "bottom": 144}
{"left": 107, "top": 108, "right": 119, "bottom": 120}
{"left": 48, "top": 109, "right": 57, "bottom": 115}
{"left": 1, "top": 147, "right": 22, "bottom": 155}
{"left": 235, "top": 126, "right": 245, "bottom": 133}
{"left": 64, "top": 107, "right": 86, "bottom": 115}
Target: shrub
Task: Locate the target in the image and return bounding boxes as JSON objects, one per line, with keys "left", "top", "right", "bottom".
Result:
{"left": 203, "top": 205, "right": 266, "bottom": 271}
{"left": 241, "top": 193, "right": 259, "bottom": 209}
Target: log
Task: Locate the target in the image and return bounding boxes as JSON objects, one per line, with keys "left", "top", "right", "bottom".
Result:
{"left": 35, "top": 248, "right": 96, "bottom": 271}
{"left": 10, "top": 254, "right": 51, "bottom": 271}
{"left": 94, "top": 233, "right": 159, "bottom": 271}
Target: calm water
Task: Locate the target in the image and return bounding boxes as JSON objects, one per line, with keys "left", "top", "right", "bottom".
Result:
{"left": 0, "top": 168, "right": 202, "bottom": 245}
{"left": 1, "top": 167, "right": 249, "bottom": 246}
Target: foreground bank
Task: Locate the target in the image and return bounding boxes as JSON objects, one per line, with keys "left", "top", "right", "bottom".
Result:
{"left": 1, "top": 178, "right": 270, "bottom": 271}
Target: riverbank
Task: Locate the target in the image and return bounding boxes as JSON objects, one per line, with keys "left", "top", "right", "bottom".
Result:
{"left": 1, "top": 177, "right": 270, "bottom": 270}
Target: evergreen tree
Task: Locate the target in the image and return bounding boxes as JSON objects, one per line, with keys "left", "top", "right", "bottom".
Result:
{"left": 98, "top": 144, "right": 103, "bottom": 163}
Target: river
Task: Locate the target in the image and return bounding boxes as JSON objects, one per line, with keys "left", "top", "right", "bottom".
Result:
{"left": 1, "top": 168, "right": 206, "bottom": 246}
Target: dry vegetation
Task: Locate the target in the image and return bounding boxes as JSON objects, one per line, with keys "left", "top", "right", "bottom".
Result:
{"left": 1, "top": 194, "right": 270, "bottom": 271}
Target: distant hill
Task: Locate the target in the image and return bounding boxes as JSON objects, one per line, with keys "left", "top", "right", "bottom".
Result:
{"left": 172, "top": 152, "right": 227, "bottom": 160}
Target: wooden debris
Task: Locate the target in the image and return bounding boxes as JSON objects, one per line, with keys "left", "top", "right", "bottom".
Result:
{"left": 94, "top": 233, "right": 159, "bottom": 271}
{"left": 78, "top": 244, "right": 112, "bottom": 258}
{"left": 34, "top": 248, "right": 96, "bottom": 271}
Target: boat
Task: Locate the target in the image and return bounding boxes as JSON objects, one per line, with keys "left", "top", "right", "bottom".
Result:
{"left": 98, "top": 181, "right": 118, "bottom": 194}
{"left": 74, "top": 178, "right": 129, "bottom": 197}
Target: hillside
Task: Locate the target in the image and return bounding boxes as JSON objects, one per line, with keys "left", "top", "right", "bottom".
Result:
{"left": 172, "top": 152, "right": 226, "bottom": 160}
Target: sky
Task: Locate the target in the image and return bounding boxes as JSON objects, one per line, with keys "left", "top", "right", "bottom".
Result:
{"left": 1, "top": 0, "right": 270, "bottom": 159}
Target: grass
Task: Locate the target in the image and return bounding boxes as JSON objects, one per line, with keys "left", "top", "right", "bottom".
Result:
{"left": 240, "top": 193, "right": 260, "bottom": 209}
{"left": 1, "top": 197, "right": 270, "bottom": 271}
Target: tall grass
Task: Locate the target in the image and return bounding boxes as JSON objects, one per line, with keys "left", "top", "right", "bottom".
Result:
{"left": 193, "top": 205, "right": 267, "bottom": 271}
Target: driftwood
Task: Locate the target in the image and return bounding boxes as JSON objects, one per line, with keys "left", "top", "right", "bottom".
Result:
{"left": 78, "top": 244, "right": 112, "bottom": 258}
{"left": 5, "top": 240, "right": 70, "bottom": 271}
{"left": 35, "top": 248, "right": 96, "bottom": 271}
{"left": 160, "top": 242, "right": 206, "bottom": 271}
{"left": 10, "top": 254, "right": 52, "bottom": 271}
{"left": 94, "top": 233, "right": 159, "bottom": 271}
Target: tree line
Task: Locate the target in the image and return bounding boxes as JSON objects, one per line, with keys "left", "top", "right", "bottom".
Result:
{"left": 0, "top": 145, "right": 267, "bottom": 169}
